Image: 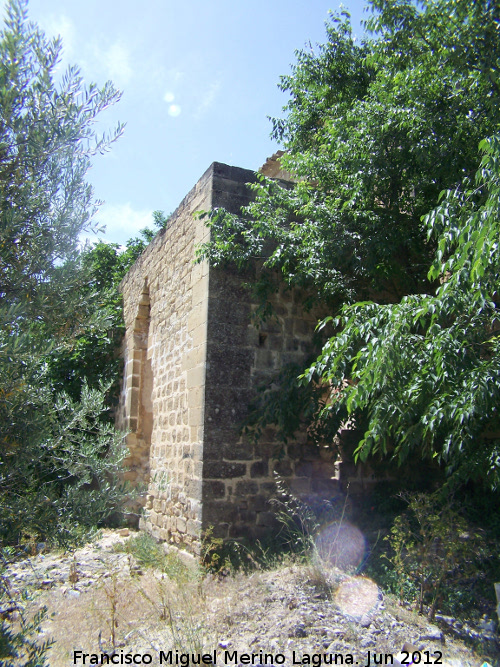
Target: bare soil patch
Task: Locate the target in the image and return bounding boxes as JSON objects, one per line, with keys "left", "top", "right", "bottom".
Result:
{"left": 4, "top": 530, "right": 498, "bottom": 666}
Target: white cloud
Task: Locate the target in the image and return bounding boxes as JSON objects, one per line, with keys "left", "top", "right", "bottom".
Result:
{"left": 100, "top": 42, "right": 133, "bottom": 86}
{"left": 36, "top": 16, "right": 134, "bottom": 90}
{"left": 86, "top": 203, "right": 154, "bottom": 245}
{"left": 193, "top": 79, "right": 221, "bottom": 120}
{"left": 80, "top": 41, "right": 133, "bottom": 87}
{"left": 38, "top": 14, "right": 76, "bottom": 59}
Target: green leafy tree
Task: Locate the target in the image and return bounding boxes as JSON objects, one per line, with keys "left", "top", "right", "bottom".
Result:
{"left": 0, "top": 0, "right": 128, "bottom": 546}
{"left": 305, "top": 136, "right": 500, "bottom": 490}
{"left": 199, "top": 0, "right": 500, "bottom": 306}
{"left": 45, "top": 214, "right": 169, "bottom": 403}
{"left": 0, "top": 0, "right": 123, "bottom": 315}
{"left": 0, "top": 223, "right": 163, "bottom": 544}
{"left": 0, "top": 375, "right": 127, "bottom": 545}
{"left": 386, "top": 493, "right": 487, "bottom": 619}
{"left": 198, "top": 0, "right": 500, "bottom": 485}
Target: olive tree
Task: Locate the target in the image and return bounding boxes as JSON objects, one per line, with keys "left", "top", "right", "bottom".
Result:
{"left": 0, "top": 0, "right": 127, "bottom": 546}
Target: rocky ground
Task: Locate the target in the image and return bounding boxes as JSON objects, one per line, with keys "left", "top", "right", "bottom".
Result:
{"left": 2, "top": 530, "right": 499, "bottom": 667}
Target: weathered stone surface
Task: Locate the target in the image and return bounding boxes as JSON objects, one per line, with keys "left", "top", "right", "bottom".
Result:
{"left": 247, "top": 494, "right": 269, "bottom": 512}
{"left": 235, "top": 480, "right": 258, "bottom": 496}
{"left": 202, "top": 480, "right": 226, "bottom": 499}
{"left": 250, "top": 460, "right": 268, "bottom": 478}
{"left": 204, "top": 461, "right": 247, "bottom": 479}
{"left": 118, "top": 161, "right": 371, "bottom": 556}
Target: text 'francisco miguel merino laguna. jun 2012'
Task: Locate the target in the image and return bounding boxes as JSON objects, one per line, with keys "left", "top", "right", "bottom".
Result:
{"left": 72, "top": 648, "right": 445, "bottom": 665}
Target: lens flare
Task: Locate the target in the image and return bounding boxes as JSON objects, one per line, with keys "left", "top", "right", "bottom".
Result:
{"left": 314, "top": 521, "right": 366, "bottom": 572}
{"left": 168, "top": 104, "right": 181, "bottom": 117}
{"left": 335, "top": 576, "right": 380, "bottom": 618}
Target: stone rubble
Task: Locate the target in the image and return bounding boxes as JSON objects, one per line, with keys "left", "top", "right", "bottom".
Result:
{"left": 210, "top": 566, "right": 497, "bottom": 667}
{"left": 4, "top": 531, "right": 134, "bottom": 598}
{"left": 2, "top": 530, "right": 499, "bottom": 667}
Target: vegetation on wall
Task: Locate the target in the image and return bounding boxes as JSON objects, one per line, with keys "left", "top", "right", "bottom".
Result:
{"left": 305, "top": 137, "right": 500, "bottom": 490}
{"left": 0, "top": 0, "right": 498, "bottom": 656}
{"left": 198, "top": 0, "right": 500, "bottom": 489}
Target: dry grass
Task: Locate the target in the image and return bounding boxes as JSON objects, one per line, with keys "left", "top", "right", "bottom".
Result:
{"left": 30, "top": 569, "right": 216, "bottom": 665}
{"left": 24, "top": 558, "right": 307, "bottom": 665}
{"left": 7, "top": 531, "right": 491, "bottom": 667}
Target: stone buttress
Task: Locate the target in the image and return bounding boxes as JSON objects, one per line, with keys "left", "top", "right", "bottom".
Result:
{"left": 117, "top": 162, "right": 342, "bottom": 555}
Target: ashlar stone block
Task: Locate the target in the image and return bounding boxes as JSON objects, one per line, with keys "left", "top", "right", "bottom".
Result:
{"left": 118, "top": 160, "right": 355, "bottom": 558}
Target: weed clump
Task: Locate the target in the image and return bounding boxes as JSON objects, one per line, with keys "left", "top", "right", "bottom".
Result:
{"left": 385, "top": 493, "right": 490, "bottom": 620}
{"left": 116, "top": 532, "right": 190, "bottom": 580}
{"left": 0, "top": 548, "right": 54, "bottom": 666}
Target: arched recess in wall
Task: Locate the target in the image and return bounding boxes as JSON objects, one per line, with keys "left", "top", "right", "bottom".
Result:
{"left": 130, "top": 280, "right": 153, "bottom": 458}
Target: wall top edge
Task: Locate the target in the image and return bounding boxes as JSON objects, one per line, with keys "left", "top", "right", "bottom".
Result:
{"left": 119, "top": 161, "right": 258, "bottom": 292}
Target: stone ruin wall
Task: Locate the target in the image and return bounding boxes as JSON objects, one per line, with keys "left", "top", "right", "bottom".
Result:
{"left": 117, "top": 161, "right": 379, "bottom": 556}
{"left": 117, "top": 163, "right": 213, "bottom": 553}
{"left": 202, "top": 265, "right": 339, "bottom": 544}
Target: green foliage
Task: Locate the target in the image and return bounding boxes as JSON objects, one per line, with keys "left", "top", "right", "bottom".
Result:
{"left": 0, "top": 0, "right": 169, "bottom": 546}
{"left": 305, "top": 136, "right": 500, "bottom": 489}
{"left": 44, "top": 213, "right": 166, "bottom": 404}
{"left": 0, "top": 549, "right": 53, "bottom": 666}
{"left": 43, "top": 237, "right": 145, "bottom": 404}
{"left": 119, "top": 532, "right": 190, "bottom": 580}
{"left": 0, "top": 0, "right": 123, "bottom": 316}
{"left": 0, "top": 609, "right": 53, "bottom": 667}
{"left": 152, "top": 209, "right": 171, "bottom": 231}
{"left": 199, "top": 0, "right": 500, "bottom": 307}
{"left": 0, "top": 373, "right": 127, "bottom": 547}
{"left": 199, "top": 526, "right": 230, "bottom": 574}
{"left": 385, "top": 493, "right": 488, "bottom": 620}
{"left": 0, "top": 0, "right": 130, "bottom": 547}
{"left": 2, "top": 207, "right": 166, "bottom": 547}
{"left": 121, "top": 532, "right": 167, "bottom": 569}
{"left": 242, "top": 362, "right": 330, "bottom": 446}
{"left": 198, "top": 0, "right": 500, "bottom": 488}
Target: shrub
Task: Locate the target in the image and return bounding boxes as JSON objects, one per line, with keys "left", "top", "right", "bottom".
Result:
{"left": 386, "top": 493, "right": 488, "bottom": 619}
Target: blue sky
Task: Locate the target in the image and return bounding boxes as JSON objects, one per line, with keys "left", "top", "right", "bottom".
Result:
{"left": 25, "top": 0, "right": 368, "bottom": 245}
